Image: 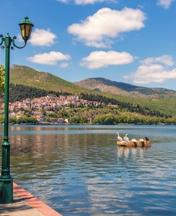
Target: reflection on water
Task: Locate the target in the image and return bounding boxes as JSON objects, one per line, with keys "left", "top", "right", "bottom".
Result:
{"left": 0, "top": 125, "right": 176, "bottom": 216}
{"left": 117, "top": 146, "right": 151, "bottom": 159}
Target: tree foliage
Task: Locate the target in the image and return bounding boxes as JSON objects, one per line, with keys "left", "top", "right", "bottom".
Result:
{"left": 80, "top": 93, "right": 170, "bottom": 118}
{"left": 0, "top": 65, "right": 4, "bottom": 93}
{"left": 9, "top": 84, "right": 71, "bottom": 102}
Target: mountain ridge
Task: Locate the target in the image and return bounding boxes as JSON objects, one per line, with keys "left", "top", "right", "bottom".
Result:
{"left": 75, "top": 77, "right": 176, "bottom": 97}
{"left": 4, "top": 64, "right": 176, "bottom": 117}
{"left": 11, "top": 65, "right": 176, "bottom": 97}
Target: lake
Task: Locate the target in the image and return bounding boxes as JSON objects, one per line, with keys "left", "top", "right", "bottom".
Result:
{"left": 0, "top": 125, "right": 176, "bottom": 216}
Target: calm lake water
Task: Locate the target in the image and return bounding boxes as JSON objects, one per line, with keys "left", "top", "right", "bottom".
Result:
{"left": 0, "top": 125, "right": 176, "bottom": 216}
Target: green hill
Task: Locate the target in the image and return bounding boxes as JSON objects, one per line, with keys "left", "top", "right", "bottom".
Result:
{"left": 76, "top": 78, "right": 176, "bottom": 116}
{"left": 10, "top": 65, "right": 87, "bottom": 94}
{"left": 8, "top": 65, "right": 176, "bottom": 117}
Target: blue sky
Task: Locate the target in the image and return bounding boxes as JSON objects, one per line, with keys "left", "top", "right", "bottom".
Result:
{"left": 0, "top": 0, "right": 176, "bottom": 89}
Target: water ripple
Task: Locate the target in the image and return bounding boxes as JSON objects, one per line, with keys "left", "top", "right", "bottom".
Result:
{"left": 0, "top": 125, "right": 176, "bottom": 215}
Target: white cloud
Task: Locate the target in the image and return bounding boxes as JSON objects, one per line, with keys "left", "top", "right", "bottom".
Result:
{"left": 57, "top": 0, "right": 112, "bottom": 5}
{"left": 157, "top": 0, "right": 174, "bottom": 9}
{"left": 142, "top": 55, "right": 174, "bottom": 66}
{"left": 124, "top": 55, "right": 176, "bottom": 84}
{"left": 68, "top": 7, "right": 145, "bottom": 48}
{"left": 81, "top": 50, "right": 134, "bottom": 69}
{"left": 59, "top": 62, "right": 70, "bottom": 68}
{"left": 28, "top": 51, "right": 71, "bottom": 65}
{"left": 29, "top": 28, "right": 57, "bottom": 46}
{"left": 75, "top": 0, "right": 104, "bottom": 4}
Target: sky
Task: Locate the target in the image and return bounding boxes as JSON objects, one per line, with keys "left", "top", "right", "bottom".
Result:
{"left": 0, "top": 0, "right": 176, "bottom": 89}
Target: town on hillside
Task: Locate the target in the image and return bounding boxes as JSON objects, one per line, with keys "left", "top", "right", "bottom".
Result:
{"left": 0, "top": 95, "right": 103, "bottom": 124}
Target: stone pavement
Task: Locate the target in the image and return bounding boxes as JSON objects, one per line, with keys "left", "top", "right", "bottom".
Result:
{"left": 0, "top": 183, "right": 62, "bottom": 216}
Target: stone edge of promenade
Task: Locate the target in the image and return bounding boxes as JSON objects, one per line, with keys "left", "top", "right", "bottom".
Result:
{"left": 13, "top": 182, "right": 62, "bottom": 216}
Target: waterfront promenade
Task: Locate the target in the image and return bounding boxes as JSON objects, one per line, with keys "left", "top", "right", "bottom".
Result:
{"left": 0, "top": 183, "right": 62, "bottom": 216}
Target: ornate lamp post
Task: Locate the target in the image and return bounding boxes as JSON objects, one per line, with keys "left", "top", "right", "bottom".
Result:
{"left": 0, "top": 17, "right": 33, "bottom": 203}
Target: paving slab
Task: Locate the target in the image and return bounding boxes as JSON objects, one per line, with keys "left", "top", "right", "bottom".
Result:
{"left": 0, "top": 183, "right": 62, "bottom": 216}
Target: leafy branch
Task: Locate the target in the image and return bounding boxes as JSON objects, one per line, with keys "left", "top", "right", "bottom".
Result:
{"left": 0, "top": 65, "right": 4, "bottom": 93}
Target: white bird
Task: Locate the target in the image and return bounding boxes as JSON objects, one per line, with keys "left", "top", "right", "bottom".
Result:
{"left": 131, "top": 138, "right": 138, "bottom": 143}
{"left": 123, "top": 134, "right": 129, "bottom": 142}
{"left": 139, "top": 138, "right": 145, "bottom": 143}
{"left": 117, "top": 132, "right": 123, "bottom": 141}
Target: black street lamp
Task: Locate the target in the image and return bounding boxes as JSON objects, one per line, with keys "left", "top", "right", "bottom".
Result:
{"left": 0, "top": 17, "right": 33, "bottom": 204}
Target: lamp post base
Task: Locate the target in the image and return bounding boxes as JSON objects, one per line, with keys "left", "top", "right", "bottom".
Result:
{"left": 0, "top": 177, "right": 13, "bottom": 203}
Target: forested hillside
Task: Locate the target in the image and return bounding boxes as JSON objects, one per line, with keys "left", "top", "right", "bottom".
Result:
{"left": 0, "top": 65, "right": 176, "bottom": 124}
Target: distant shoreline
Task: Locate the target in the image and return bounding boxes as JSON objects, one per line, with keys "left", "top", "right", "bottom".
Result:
{"left": 0, "top": 122, "right": 176, "bottom": 126}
